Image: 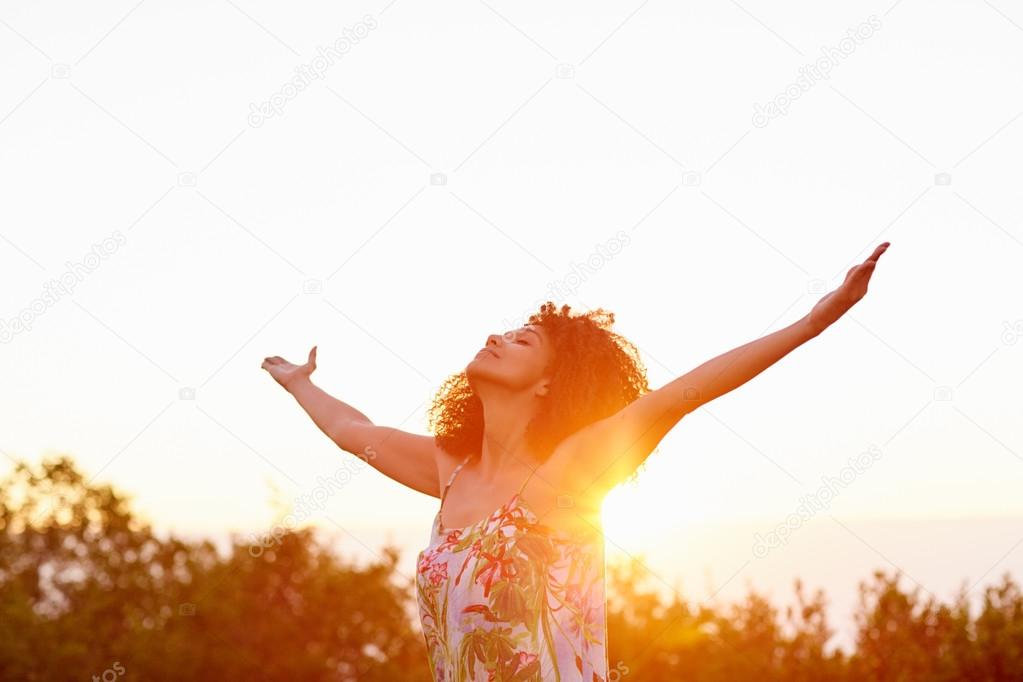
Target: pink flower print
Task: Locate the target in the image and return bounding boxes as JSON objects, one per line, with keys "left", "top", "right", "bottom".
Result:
{"left": 517, "top": 651, "right": 538, "bottom": 667}
{"left": 454, "top": 538, "right": 484, "bottom": 586}
{"left": 428, "top": 560, "right": 448, "bottom": 586}
{"left": 568, "top": 602, "right": 602, "bottom": 641}
{"left": 474, "top": 542, "right": 516, "bottom": 598}
{"left": 437, "top": 529, "right": 462, "bottom": 551}
{"left": 417, "top": 552, "right": 433, "bottom": 576}
{"left": 568, "top": 610, "right": 583, "bottom": 638}
{"left": 564, "top": 584, "right": 584, "bottom": 612}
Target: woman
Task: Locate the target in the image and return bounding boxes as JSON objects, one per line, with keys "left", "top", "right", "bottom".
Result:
{"left": 261, "top": 241, "right": 890, "bottom": 681}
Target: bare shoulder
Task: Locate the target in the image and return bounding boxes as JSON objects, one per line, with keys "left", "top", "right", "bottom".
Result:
{"left": 542, "top": 414, "right": 644, "bottom": 507}
{"left": 514, "top": 441, "right": 605, "bottom": 537}
{"left": 540, "top": 394, "right": 673, "bottom": 506}
{"left": 433, "top": 445, "right": 470, "bottom": 490}
{"left": 537, "top": 437, "right": 610, "bottom": 513}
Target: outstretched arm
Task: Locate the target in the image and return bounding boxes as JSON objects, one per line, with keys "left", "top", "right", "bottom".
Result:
{"left": 262, "top": 347, "right": 443, "bottom": 497}
{"left": 552, "top": 242, "right": 892, "bottom": 500}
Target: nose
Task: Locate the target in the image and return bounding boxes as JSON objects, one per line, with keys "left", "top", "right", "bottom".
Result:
{"left": 486, "top": 334, "right": 502, "bottom": 348}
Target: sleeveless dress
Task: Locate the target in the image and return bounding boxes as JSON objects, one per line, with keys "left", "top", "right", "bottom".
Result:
{"left": 416, "top": 453, "right": 609, "bottom": 681}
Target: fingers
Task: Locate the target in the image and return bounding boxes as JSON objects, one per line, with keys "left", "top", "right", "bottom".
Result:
{"left": 261, "top": 348, "right": 316, "bottom": 372}
{"left": 866, "top": 242, "right": 890, "bottom": 263}
{"left": 842, "top": 242, "right": 888, "bottom": 281}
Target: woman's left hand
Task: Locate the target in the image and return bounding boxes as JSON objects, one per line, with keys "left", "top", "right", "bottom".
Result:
{"left": 809, "top": 242, "right": 891, "bottom": 334}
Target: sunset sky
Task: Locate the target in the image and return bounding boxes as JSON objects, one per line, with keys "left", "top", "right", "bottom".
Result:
{"left": 3, "top": 0, "right": 1022, "bottom": 650}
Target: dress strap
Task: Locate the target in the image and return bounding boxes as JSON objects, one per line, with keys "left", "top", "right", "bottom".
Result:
{"left": 441, "top": 453, "right": 474, "bottom": 503}
{"left": 515, "top": 459, "right": 540, "bottom": 496}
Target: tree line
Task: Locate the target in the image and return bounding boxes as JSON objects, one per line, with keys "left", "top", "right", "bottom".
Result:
{"left": 1, "top": 456, "right": 1020, "bottom": 681}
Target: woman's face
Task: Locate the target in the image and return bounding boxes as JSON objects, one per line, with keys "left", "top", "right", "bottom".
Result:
{"left": 466, "top": 323, "right": 553, "bottom": 394}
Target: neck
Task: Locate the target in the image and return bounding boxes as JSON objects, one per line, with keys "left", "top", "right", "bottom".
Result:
{"left": 475, "top": 385, "right": 543, "bottom": 481}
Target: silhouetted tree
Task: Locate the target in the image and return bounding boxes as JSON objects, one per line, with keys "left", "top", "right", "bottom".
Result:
{"left": 3, "top": 454, "right": 1022, "bottom": 681}
{"left": 0, "top": 455, "right": 431, "bottom": 681}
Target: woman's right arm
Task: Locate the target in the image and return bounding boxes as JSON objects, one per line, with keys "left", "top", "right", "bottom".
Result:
{"left": 263, "top": 348, "right": 443, "bottom": 498}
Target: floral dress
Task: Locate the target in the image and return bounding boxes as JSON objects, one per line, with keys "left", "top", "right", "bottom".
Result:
{"left": 416, "top": 453, "right": 609, "bottom": 681}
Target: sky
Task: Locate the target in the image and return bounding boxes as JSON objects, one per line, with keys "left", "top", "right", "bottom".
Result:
{"left": 2, "top": 0, "right": 1023, "bottom": 652}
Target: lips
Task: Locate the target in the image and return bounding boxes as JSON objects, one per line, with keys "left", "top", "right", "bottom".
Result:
{"left": 476, "top": 348, "right": 498, "bottom": 359}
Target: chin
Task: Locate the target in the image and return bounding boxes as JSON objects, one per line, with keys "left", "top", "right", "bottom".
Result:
{"left": 465, "top": 358, "right": 496, "bottom": 382}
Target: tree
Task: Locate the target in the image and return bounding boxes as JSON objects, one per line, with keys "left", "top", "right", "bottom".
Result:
{"left": 0, "top": 455, "right": 432, "bottom": 681}
{"left": 3, "top": 454, "right": 1022, "bottom": 681}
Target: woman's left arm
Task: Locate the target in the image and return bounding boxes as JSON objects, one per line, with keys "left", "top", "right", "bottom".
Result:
{"left": 554, "top": 242, "right": 891, "bottom": 499}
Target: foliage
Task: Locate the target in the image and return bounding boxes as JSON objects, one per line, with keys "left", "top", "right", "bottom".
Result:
{"left": 2, "top": 455, "right": 1021, "bottom": 681}
{"left": 0, "top": 456, "right": 430, "bottom": 682}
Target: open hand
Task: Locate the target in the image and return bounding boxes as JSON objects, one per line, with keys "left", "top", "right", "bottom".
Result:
{"left": 261, "top": 346, "right": 317, "bottom": 391}
{"left": 809, "top": 242, "right": 890, "bottom": 333}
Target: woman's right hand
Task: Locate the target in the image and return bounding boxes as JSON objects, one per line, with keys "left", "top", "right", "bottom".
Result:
{"left": 261, "top": 346, "right": 317, "bottom": 391}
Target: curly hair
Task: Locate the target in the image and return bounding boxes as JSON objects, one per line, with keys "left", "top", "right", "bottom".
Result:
{"left": 427, "top": 301, "right": 651, "bottom": 471}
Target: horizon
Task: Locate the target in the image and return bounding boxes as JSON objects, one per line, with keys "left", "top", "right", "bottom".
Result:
{"left": 8, "top": 449, "right": 1022, "bottom": 657}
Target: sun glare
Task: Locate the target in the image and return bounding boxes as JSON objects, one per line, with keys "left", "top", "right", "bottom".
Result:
{"left": 599, "top": 481, "right": 666, "bottom": 548}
